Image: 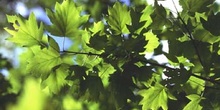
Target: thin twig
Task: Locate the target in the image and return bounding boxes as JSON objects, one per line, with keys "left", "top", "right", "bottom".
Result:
{"left": 191, "top": 74, "right": 220, "bottom": 85}
{"left": 61, "top": 50, "right": 220, "bottom": 85}
{"left": 171, "top": 0, "right": 204, "bottom": 68}
{"left": 61, "top": 50, "right": 101, "bottom": 56}
{"left": 145, "top": 59, "right": 220, "bottom": 85}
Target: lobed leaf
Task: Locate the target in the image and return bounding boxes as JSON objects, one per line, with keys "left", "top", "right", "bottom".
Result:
{"left": 5, "top": 13, "right": 44, "bottom": 47}
{"left": 149, "top": 2, "right": 171, "bottom": 30}
{"left": 182, "top": 76, "right": 205, "bottom": 95}
{"left": 105, "top": 2, "right": 131, "bottom": 34}
{"left": 142, "top": 31, "right": 159, "bottom": 53}
{"left": 89, "top": 21, "right": 105, "bottom": 35}
{"left": 46, "top": 0, "right": 89, "bottom": 37}
{"left": 180, "top": 0, "right": 214, "bottom": 14}
{"left": 26, "top": 46, "right": 62, "bottom": 80}
{"left": 201, "top": 12, "right": 220, "bottom": 36}
{"left": 183, "top": 94, "right": 204, "bottom": 110}
{"left": 139, "top": 83, "right": 168, "bottom": 110}
{"left": 42, "top": 64, "right": 68, "bottom": 93}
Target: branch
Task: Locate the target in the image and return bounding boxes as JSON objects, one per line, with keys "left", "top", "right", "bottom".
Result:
{"left": 191, "top": 74, "right": 220, "bottom": 85}
{"left": 61, "top": 50, "right": 220, "bottom": 85}
{"left": 61, "top": 50, "right": 101, "bottom": 56}
{"left": 145, "top": 59, "right": 220, "bottom": 85}
{"left": 171, "top": 0, "right": 205, "bottom": 68}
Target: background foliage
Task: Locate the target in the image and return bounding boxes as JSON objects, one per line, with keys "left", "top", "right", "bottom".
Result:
{"left": 2, "top": 0, "right": 220, "bottom": 110}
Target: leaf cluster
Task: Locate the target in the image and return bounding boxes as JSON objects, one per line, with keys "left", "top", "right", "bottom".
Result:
{"left": 4, "top": 0, "right": 220, "bottom": 110}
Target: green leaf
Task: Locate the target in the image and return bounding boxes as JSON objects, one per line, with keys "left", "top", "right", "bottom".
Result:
{"left": 142, "top": 31, "right": 159, "bottom": 53}
{"left": 201, "top": 12, "right": 220, "bottom": 36}
{"left": 193, "top": 28, "right": 220, "bottom": 44}
{"left": 109, "top": 72, "right": 135, "bottom": 109}
{"left": 27, "top": 46, "right": 62, "bottom": 80}
{"left": 139, "top": 83, "right": 168, "bottom": 110}
{"left": 106, "top": 2, "right": 131, "bottom": 34}
{"left": 183, "top": 94, "right": 204, "bottom": 110}
{"left": 180, "top": 0, "right": 214, "bottom": 14}
{"left": 5, "top": 13, "right": 44, "bottom": 47}
{"left": 169, "top": 40, "right": 195, "bottom": 59}
{"left": 182, "top": 76, "right": 205, "bottom": 95}
{"left": 140, "top": 5, "right": 153, "bottom": 28}
{"left": 48, "top": 36, "right": 60, "bottom": 52}
{"left": 88, "top": 32, "right": 108, "bottom": 51}
{"left": 149, "top": 3, "right": 171, "bottom": 30}
{"left": 42, "top": 64, "right": 68, "bottom": 93}
{"left": 46, "top": 0, "right": 89, "bottom": 37}
{"left": 126, "top": 8, "right": 146, "bottom": 34}
{"left": 89, "top": 21, "right": 105, "bottom": 35}
{"left": 83, "top": 75, "right": 104, "bottom": 101}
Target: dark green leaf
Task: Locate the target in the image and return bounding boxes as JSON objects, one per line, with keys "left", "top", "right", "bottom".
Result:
{"left": 48, "top": 36, "right": 60, "bottom": 52}
{"left": 88, "top": 32, "right": 108, "bottom": 51}
{"left": 201, "top": 12, "right": 220, "bottom": 36}
{"left": 179, "top": 0, "right": 214, "bottom": 14}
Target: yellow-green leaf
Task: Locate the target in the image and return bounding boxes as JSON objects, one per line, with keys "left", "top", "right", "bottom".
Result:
{"left": 5, "top": 13, "right": 44, "bottom": 47}
{"left": 26, "top": 46, "right": 62, "bottom": 80}
{"left": 142, "top": 31, "right": 160, "bottom": 53}
{"left": 42, "top": 64, "right": 68, "bottom": 93}
{"left": 139, "top": 83, "right": 168, "bottom": 110}
{"left": 89, "top": 21, "right": 105, "bottom": 35}
{"left": 46, "top": 0, "right": 89, "bottom": 37}
{"left": 106, "top": 2, "right": 131, "bottom": 34}
{"left": 183, "top": 94, "right": 204, "bottom": 110}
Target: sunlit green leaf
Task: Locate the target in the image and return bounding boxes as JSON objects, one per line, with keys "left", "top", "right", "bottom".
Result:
{"left": 140, "top": 5, "right": 153, "bottom": 28}
{"left": 26, "top": 46, "right": 62, "bottom": 80}
{"left": 182, "top": 76, "right": 205, "bottom": 95}
{"left": 194, "top": 29, "right": 220, "bottom": 44}
{"left": 5, "top": 13, "right": 44, "bottom": 47}
{"left": 46, "top": 0, "right": 89, "bottom": 37}
{"left": 139, "top": 83, "right": 168, "bottom": 110}
{"left": 183, "top": 94, "right": 204, "bottom": 110}
{"left": 142, "top": 31, "right": 159, "bottom": 53}
{"left": 42, "top": 64, "right": 68, "bottom": 93}
{"left": 90, "top": 21, "right": 105, "bottom": 35}
{"left": 106, "top": 2, "right": 131, "bottom": 34}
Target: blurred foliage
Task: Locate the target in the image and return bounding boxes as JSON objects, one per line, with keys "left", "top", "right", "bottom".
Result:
{"left": 2, "top": 0, "right": 220, "bottom": 110}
